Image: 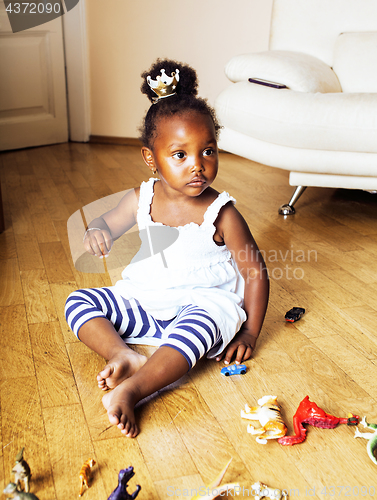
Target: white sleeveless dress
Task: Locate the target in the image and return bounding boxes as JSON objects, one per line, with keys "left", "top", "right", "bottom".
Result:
{"left": 114, "top": 178, "right": 246, "bottom": 351}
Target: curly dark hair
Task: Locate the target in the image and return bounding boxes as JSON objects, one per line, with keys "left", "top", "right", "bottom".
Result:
{"left": 139, "top": 58, "right": 221, "bottom": 149}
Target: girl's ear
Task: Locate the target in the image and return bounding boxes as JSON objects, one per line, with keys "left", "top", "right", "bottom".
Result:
{"left": 141, "top": 147, "right": 157, "bottom": 174}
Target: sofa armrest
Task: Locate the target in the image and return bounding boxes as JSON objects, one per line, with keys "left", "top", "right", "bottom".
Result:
{"left": 225, "top": 51, "right": 341, "bottom": 93}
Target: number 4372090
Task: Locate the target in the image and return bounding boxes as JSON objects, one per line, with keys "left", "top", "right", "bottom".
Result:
{"left": 6, "top": 3, "right": 61, "bottom": 14}
{"left": 320, "top": 485, "right": 375, "bottom": 496}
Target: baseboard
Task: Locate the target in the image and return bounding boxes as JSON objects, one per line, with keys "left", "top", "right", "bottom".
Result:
{"left": 89, "top": 135, "right": 143, "bottom": 147}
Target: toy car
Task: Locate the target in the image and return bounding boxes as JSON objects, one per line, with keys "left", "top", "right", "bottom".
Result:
{"left": 285, "top": 307, "right": 305, "bottom": 322}
{"left": 221, "top": 364, "right": 247, "bottom": 376}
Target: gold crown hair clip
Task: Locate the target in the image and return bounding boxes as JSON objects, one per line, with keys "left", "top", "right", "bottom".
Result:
{"left": 147, "top": 69, "right": 180, "bottom": 103}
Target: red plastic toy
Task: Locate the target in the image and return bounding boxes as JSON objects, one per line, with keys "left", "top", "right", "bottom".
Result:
{"left": 278, "top": 396, "right": 359, "bottom": 446}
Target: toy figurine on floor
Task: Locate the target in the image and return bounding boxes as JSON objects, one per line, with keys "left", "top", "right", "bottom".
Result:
{"left": 12, "top": 448, "right": 31, "bottom": 493}
{"left": 278, "top": 396, "right": 359, "bottom": 445}
{"left": 354, "top": 416, "right": 377, "bottom": 465}
{"left": 191, "top": 459, "right": 239, "bottom": 499}
{"left": 3, "top": 482, "right": 40, "bottom": 500}
{"left": 241, "top": 395, "right": 287, "bottom": 444}
{"left": 251, "top": 481, "right": 288, "bottom": 500}
{"left": 79, "top": 458, "right": 96, "bottom": 497}
{"left": 107, "top": 467, "right": 141, "bottom": 500}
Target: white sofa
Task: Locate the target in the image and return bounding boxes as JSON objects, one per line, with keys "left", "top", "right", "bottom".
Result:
{"left": 215, "top": 0, "right": 377, "bottom": 213}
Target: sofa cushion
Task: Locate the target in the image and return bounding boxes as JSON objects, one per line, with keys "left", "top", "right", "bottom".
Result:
{"left": 225, "top": 51, "right": 341, "bottom": 93}
{"left": 218, "top": 127, "right": 377, "bottom": 179}
{"left": 333, "top": 32, "right": 377, "bottom": 92}
{"left": 215, "top": 81, "right": 377, "bottom": 153}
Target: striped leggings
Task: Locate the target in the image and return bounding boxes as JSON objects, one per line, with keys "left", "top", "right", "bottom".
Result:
{"left": 65, "top": 287, "right": 222, "bottom": 369}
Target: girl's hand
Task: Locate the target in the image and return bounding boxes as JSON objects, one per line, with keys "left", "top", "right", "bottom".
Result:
{"left": 84, "top": 228, "right": 113, "bottom": 258}
{"left": 215, "top": 328, "right": 257, "bottom": 365}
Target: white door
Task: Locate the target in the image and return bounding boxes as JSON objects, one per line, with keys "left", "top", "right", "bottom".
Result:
{"left": 0, "top": 0, "right": 68, "bottom": 151}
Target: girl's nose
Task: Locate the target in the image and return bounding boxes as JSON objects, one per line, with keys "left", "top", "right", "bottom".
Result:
{"left": 191, "top": 162, "right": 203, "bottom": 172}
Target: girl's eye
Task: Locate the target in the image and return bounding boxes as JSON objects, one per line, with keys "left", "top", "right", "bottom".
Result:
{"left": 203, "top": 148, "right": 214, "bottom": 157}
{"left": 172, "top": 152, "right": 185, "bottom": 160}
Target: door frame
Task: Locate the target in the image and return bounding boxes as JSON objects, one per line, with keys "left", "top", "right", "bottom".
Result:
{"left": 62, "top": 0, "right": 90, "bottom": 142}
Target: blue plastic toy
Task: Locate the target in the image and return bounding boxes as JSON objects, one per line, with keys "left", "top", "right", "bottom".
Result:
{"left": 221, "top": 364, "right": 247, "bottom": 376}
{"left": 107, "top": 466, "right": 141, "bottom": 500}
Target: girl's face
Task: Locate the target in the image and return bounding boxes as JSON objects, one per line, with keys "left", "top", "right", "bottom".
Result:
{"left": 142, "top": 111, "right": 218, "bottom": 198}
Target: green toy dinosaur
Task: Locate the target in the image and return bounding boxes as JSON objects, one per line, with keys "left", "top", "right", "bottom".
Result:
{"left": 354, "top": 416, "right": 377, "bottom": 465}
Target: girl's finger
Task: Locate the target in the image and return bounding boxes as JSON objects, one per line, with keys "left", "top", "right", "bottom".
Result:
{"left": 234, "top": 345, "right": 247, "bottom": 364}
{"left": 94, "top": 233, "right": 112, "bottom": 256}
{"left": 88, "top": 238, "right": 100, "bottom": 256}
{"left": 243, "top": 346, "right": 254, "bottom": 361}
{"left": 97, "top": 238, "right": 109, "bottom": 256}
{"left": 89, "top": 237, "right": 102, "bottom": 256}
{"left": 103, "top": 236, "right": 113, "bottom": 254}
{"left": 223, "top": 345, "right": 237, "bottom": 365}
{"left": 84, "top": 240, "right": 96, "bottom": 255}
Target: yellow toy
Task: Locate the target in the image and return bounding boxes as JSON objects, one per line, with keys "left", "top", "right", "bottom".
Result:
{"left": 191, "top": 459, "right": 239, "bottom": 500}
{"left": 79, "top": 459, "right": 96, "bottom": 497}
{"left": 241, "top": 395, "right": 287, "bottom": 444}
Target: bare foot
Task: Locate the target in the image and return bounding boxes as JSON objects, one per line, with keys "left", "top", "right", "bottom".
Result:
{"left": 102, "top": 379, "right": 140, "bottom": 437}
{"left": 97, "top": 348, "right": 147, "bottom": 391}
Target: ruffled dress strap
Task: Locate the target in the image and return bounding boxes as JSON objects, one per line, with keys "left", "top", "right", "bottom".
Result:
{"left": 203, "top": 191, "right": 236, "bottom": 227}
{"left": 137, "top": 178, "right": 158, "bottom": 228}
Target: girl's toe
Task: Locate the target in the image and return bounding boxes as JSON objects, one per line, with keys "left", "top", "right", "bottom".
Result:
{"left": 108, "top": 409, "right": 121, "bottom": 426}
{"left": 130, "top": 424, "right": 139, "bottom": 438}
{"left": 123, "top": 419, "right": 132, "bottom": 436}
{"left": 99, "top": 365, "right": 112, "bottom": 378}
{"left": 118, "top": 413, "right": 128, "bottom": 430}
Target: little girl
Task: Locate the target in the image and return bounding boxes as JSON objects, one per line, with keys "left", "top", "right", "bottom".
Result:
{"left": 65, "top": 59, "right": 269, "bottom": 438}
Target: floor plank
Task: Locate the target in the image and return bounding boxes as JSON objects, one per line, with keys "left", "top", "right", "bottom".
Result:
{"left": 0, "top": 258, "right": 24, "bottom": 306}
{"left": 20, "top": 269, "right": 59, "bottom": 324}
{"left": 29, "top": 322, "right": 80, "bottom": 407}
{"left": 0, "top": 305, "right": 35, "bottom": 380}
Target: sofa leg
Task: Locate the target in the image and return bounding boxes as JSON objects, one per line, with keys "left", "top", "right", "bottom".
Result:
{"left": 278, "top": 186, "right": 307, "bottom": 215}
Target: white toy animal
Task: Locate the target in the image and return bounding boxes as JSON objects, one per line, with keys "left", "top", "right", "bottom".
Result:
{"left": 354, "top": 416, "right": 377, "bottom": 465}
{"left": 251, "top": 481, "right": 288, "bottom": 500}
{"left": 3, "top": 482, "right": 40, "bottom": 500}
{"left": 241, "top": 396, "right": 287, "bottom": 444}
{"left": 12, "top": 448, "right": 31, "bottom": 493}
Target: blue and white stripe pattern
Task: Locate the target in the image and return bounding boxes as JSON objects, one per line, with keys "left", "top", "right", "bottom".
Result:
{"left": 65, "top": 288, "right": 222, "bottom": 369}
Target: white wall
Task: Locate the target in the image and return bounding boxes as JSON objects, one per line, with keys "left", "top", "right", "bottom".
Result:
{"left": 86, "top": 0, "right": 273, "bottom": 138}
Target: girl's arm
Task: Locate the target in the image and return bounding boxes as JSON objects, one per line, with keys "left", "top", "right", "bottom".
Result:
{"left": 215, "top": 202, "right": 269, "bottom": 364}
{"left": 84, "top": 188, "right": 139, "bottom": 257}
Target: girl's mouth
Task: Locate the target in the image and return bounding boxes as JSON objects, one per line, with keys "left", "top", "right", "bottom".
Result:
{"left": 187, "top": 177, "right": 206, "bottom": 186}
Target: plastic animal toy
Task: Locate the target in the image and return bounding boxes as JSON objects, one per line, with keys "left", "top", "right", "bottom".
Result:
{"left": 107, "top": 466, "right": 141, "bottom": 500}
{"left": 221, "top": 364, "right": 247, "bottom": 376}
{"left": 251, "top": 481, "right": 288, "bottom": 500}
{"left": 79, "top": 458, "right": 96, "bottom": 497}
{"left": 354, "top": 416, "right": 377, "bottom": 465}
{"left": 12, "top": 448, "right": 31, "bottom": 493}
{"left": 191, "top": 459, "right": 239, "bottom": 500}
{"left": 241, "top": 395, "right": 287, "bottom": 444}
{"left": 3, "top": 482, "right": 40, "bottom": 499}
{"left": 278, "top": 396, "right": 359, "bottom": 446}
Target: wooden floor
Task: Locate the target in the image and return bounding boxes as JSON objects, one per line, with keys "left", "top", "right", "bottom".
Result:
{"left": 1, "top": 142, "right": 377, "bottom": 500}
